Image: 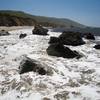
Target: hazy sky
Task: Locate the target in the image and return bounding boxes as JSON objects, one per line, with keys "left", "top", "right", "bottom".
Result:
{"left": 0, "top": 0, "right": 100, "bottom": 27}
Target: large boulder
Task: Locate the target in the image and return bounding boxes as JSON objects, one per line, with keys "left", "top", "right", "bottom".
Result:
{"left": 83, "top": 33, "right": 95, "bottom": 40}
{"left": 46, "top": 43, "right": 81, "bottom": 58}
{"left": 19, "top": 33, "right": 27, "bottom": 39}
{"left": 58, "top": 31, "right": 85, "bottom": 46}
{"left": 94, "top": 44, "right": 100, "bottom": 49}
{"left": 19, "top": 56, "right": 53, "bottom": 75}
{"left": 32, "top": 25, "right": 48, "bottom": 35}
{"left": 0, "top": 30, "right": 10, "bottom": 36}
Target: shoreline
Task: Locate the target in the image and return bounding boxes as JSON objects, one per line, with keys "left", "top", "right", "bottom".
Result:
{"left": 0, "top": 26, "right": 34, "bottom": 31}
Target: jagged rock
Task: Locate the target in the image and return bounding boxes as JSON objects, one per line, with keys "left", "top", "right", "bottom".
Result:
{"left": 94, "top": 44, "right": 100, "bottom": 49}
{"left": 58, "top": 31, "right": 85, "bottom": 46}
{"left": 19, "top": 56, "right": 53, "bottom": 75}
{"left": 19, "top": 33, "right": 27, "bottom": 39}
{"left": 83, "top": 33, "right": 95, "bottom": 40}
{"left": 0, "top": 30, "right": 10, "bottom": 36}
{"left": 32, "top": 25, "right": 48, "bottom": 35}
{"left": 46, "top": 43, "right": 81, "bottom": 58}
{"left": 48, "top": 36, "right": 60, "bottom": 44}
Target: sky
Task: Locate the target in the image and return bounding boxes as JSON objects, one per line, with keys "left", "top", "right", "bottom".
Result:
{"left": 0, "top": 0, "right": 100, "bottom": 27}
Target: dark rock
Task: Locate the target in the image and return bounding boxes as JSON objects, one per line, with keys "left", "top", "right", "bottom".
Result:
{"left": 19, "top": 56, "right": 53, "bottom": 75}
{"left": 83, "top": 33, "right": 95, "bottom": 40}
{"left": 0, "top": 30, "right": 10, "bottom": 36}
{"left": 59, "top": 31, "right": 85, "bottom": 46}
{"left": 46, "top": 43, "right": 81, "bottom": 58}
{"left": 32, "top": 25, "right": 48, "bottom": 35}
{"left": 19, "top": 33, "right": 27, "bottom": 39}
{"left": 94, "top": 44, "right": 100, "bottom": 49}
{"left": 49, "top": 36, "right": 60, "bottom": 44}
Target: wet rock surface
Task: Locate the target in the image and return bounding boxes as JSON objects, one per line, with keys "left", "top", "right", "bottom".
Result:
{"left": 49, "top": 31, "right": 85, "bottom": 46}
{"left": 19, "top": 56, "right": 53, "bottom": 75}
{"left": 46, "top": 43, "right": 81, "bottom": 58}
{"left": 59, "top": 31, "right": 85, "bottom": 46}
{"left": 32, "top": 25, "right": 48, "bottom": 35}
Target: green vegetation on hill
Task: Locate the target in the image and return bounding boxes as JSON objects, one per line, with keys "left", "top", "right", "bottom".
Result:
{"left": 0, "top": 10, "right": 85, "bottom": 28}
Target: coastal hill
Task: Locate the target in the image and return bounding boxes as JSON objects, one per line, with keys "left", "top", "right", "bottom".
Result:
{"left": 0, "top": 10, "right": 85, "bottom": 28}
{"left": 0, "top": 10, "right": 100, "bottom": 35}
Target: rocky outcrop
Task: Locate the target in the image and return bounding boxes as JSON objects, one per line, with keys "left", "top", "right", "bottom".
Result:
{"left": 46, "top": 43, "right": 81, "bottom": 58}
{"left": 32, "top": 25, "right": 48, "bottom": 35}
{"left": 94, "top": 44, "right": 100, "bottom": 49}
{"left": 58, "top": 31, "right": 85, "bottom": 46}
{"left": 83, "top": 33, "right": 95, "bottom": 40}
{"left": 19, "top": 56, "right": 53, "bottom": 75}
{"left": 0, "top": 30, "right": 10, "bottom": 36}
{"left": 19, "top": 33, "right": 27, "bottom": 39}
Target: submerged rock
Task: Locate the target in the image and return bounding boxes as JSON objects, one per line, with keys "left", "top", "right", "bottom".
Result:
{"left": 58, "top": 31, "right": 85, "bottom": 46}
{"left": 0, "top": 30, "right": 10, "bottom": 36}
{"left": 32, "top": 25, "right": 48, "bottom": 35}
{"left": 19, "top": 56, "right": 53, "bottom": 75}
{"left": 94, "top": 44, "right": 100, "bottom": 49}
{"left": 46, "top": 43, "right": 81, "bottom": 58}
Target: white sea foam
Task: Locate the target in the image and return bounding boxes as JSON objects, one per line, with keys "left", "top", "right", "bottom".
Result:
{"left": 0, "top": 28, "right": 100, "bottom": 100}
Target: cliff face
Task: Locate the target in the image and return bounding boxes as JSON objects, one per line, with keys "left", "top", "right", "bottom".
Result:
{"left": 0, "top": 14, "right": 37, "bottom": 26}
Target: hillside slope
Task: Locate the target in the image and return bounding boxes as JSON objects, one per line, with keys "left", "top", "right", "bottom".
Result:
{"left": 0, "top": 10, "right": 85, "bottom": 28}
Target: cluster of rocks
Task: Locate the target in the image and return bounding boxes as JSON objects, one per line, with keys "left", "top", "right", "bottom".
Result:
{"left": 18, "top": 29, "right": 100, "bottom": 75}
{"left": 1, "top": 25, "right": 98, "bottom": 75}
{"left": 1, "top": 25, "right": 99, "bottom": 76}
{"left": 19, "top": 25, "right": 48, "bottom": 39}
{"left": 47, "top": 31, "right": 85, "bottom": 59}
